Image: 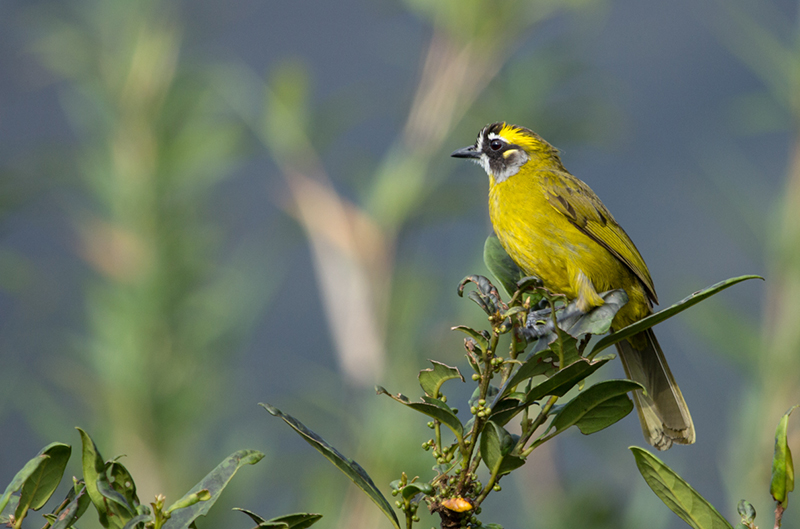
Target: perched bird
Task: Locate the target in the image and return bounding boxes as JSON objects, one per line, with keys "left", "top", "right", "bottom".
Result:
{"left": 452, "top": 122, "right": 694, "bottom": 450}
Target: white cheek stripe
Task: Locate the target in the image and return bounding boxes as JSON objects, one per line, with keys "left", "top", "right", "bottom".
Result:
{"left": 474, "top": 129, "right": 526, "bottom": 183}
{"left": 485, "top": 150, "right": 529, "bottom": 183}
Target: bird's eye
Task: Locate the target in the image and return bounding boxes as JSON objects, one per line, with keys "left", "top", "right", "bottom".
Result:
{"left": 490, "top": 139, "right": 503, "bottom": 151}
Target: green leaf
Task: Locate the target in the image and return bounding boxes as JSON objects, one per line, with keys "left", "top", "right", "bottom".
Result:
{"left": 549, "top": 379, "right": 641, "bottom": 436}
{"left": 561, "top": 289, "right": 628, "bottom": 338}
{"left": 97, "top": 477, "right": 135, "bottom": 520}
{"left": 51, "top": 484, "right": 91, "bottom": 529}
{"left": 18, "top": 443, "right": 71, "bottom": 513}
{"left": 161, "top": 449, "right": 263, "bottom": 529}
{"left": 0, "top": 496, "right": 19, "bottom": 525}
{"left": 107, "top": 461, "right": 139, "bottom": 510}
{"left": 771, "top": 405, "right": 799, "bottom": 507}
{"left": 500, "top": 349, "right": 559, "bottom": 398}
{"left": 487, "top": 395, "right": 526, "bottom": 426}
{"left": 451, "top": 325, "right": 489, "bottom": 352}
{"left": 400, "top": 482, "right": 434, "bottom": 500}
{"left": 483, "top": 234, "right": 524, "bottom": 296}
{"left": 500, "top": 305, "right": 528, "bottom": 320}
{"left": 121, "top": 513, "right": 152, "bottom": 529}
{"left": 376, "top": 387, "right": 464, "bottom": 440}
{"left": 524, "top": 355, "right": 615, "bottom": 406}
{"left": 419, "top": 360, "right": 464, "bottom": 397}
{"left": 591, "top": 275, "right": 763, "bottom": 357}
{"left": 630, "top": 447, "right": 733, "bottom": 529}
{"left": 77, "top": 428, "right": 136, "bottom": 528}
{"left": 234, "top": 507, "right": 268, "bottom": 525}
{"left": 736, "top": 500, "right": 756, "bottom": 525}
{"left": 261, "top": 403, "right": 401, "bottom": 529}
{"left": 263, "top": 513, "right": 323, "bottom": 529}
{"left": 238, "top": 508, "right": 324, "bottom": 529}
{"left": 76, "top": 428, "right": 114, "bottom": 528}
{"left": 480, "top": 421, "right": 524, "bottom": 477}
{"left": 0, "top": 442, "right": 71, "bottom": 526}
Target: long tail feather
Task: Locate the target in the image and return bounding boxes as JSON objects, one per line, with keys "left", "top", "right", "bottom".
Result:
{"left": 615, "top": 329, "right": 695, "bottom": 450}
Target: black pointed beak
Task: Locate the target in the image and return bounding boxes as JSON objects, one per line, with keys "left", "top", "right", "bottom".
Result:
{"left": 451, "top": 145, "right": 481, "bottom": 159}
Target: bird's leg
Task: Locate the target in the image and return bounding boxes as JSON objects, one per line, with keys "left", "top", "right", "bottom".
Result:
{"left": 521, "top": 298, "right": 559, "bottom": 340}
{"left": 526, "top": 297, "right": 552, "bottom": 320}
{"left": 521, "top": 298, "right": 588, "bottom": 341}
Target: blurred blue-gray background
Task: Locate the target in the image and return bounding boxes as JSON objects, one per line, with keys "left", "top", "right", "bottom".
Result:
{"left": 1, "top": 0, "right": 797, "bottom": 528}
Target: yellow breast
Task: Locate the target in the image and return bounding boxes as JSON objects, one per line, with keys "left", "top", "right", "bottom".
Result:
{"left": 488, "top": 172, "right": 650, "bottom": 329}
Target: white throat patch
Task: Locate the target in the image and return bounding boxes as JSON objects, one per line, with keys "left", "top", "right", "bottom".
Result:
{"left": 476, "top": 133, "right": 529, "bottom": 183}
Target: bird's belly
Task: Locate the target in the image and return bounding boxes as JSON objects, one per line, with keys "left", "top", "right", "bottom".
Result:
{"left": 494, "top": 213, "right": 589, "bottom": 296}
{"left": 490, "top": 194, "right": 624, "bottom": 298}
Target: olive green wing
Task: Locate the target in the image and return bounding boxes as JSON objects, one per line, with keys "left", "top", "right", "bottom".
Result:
{"left": 542, "top": 170, "right": 658, "bottom": 304}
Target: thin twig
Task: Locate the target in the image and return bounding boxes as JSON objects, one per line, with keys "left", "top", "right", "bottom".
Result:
{"left": 774, "top": 502, "right": 785, "bottom": 529}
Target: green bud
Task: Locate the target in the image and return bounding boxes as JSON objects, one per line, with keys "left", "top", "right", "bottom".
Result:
{"left": 451, "top": 408, "right": 459, "bottom": 414}
{"left": 427, "top": 421, "right": 435, "bottom": 428}
{"left": 493, "top": 484, "right": 501, "bottom": 491}
{"left": 471, "top": 374, "right": 480, "bottom": 381}
{"left": 395, "top": 501, "right": 401, "bottom": 508}
{"left": 478, "top": 399, "right": 486, "bottom": 406}
{"left": 470, "top": 406, "right": 477, "bottom": 415}
{"left": 392, "top": 490, "right": 398, "bottom": 496}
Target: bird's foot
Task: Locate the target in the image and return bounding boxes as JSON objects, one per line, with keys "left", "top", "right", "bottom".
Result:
{"left": 521, "top": 300, "right": 586, "bottom": 341}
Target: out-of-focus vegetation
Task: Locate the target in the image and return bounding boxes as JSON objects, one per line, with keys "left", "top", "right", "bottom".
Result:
{"left": 0, "top": 0, "right": 798, "bottom": 528}
{"left": 21, "top": 1, "right": 275, "bottom": 501}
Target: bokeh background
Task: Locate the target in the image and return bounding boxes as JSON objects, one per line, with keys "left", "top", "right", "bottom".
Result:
{"left": 1, "top": 0, "right": 798, "bottom": 528}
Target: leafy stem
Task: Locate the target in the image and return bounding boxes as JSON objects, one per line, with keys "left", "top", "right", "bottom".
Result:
{"left": 473, "top": 462, "right": 502, "bottom": 507}
{"left": 458, "top": 329, "right": 500, "bottom": 495}
{"left": 519, "top": 395, "right": 559, "bottom": 457}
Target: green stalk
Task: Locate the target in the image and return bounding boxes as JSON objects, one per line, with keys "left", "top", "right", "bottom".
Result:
{"left": 474, "top": 464, "right": 502, "bottom": 507}
{"left": 457, "top": 330, "right": 500, "bottom": 493}
{"left": 519, "top": 395, "right": 559, "bottom": 457}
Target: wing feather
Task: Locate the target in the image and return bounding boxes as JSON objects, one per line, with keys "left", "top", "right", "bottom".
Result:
{"left": 542, "top": 171, "right": 658, "bottom": 304}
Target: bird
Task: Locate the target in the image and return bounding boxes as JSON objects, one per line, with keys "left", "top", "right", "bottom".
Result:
{"left": 451, "top": 122, "right": 694, "bottom": 450}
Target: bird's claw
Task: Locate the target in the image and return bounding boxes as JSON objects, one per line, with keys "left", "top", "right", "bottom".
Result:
{"left": 522, "top": 300, "right": 587, "bottom": 342}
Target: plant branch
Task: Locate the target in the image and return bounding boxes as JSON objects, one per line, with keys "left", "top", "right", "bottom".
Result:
{"left": 457, "top": 330, "right": 500, "bottom": 494}
{"left": 519, "top": 395, "right": 559, "bottom": 457}
{"left": 774, "top": 502, "right": 785, "bottom": 529}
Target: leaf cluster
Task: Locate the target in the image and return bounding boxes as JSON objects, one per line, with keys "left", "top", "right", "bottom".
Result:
{"left": 0, "top": 237, "right": 766, "bottom": 529}
{"left": 0, "top": 429, "right": 313, "bottom": 529}
{"left": 631, "top": 403, "right": 798, "bottom": 529}
{"left": 263, "top": 236, "right": 760, "bottom": 529}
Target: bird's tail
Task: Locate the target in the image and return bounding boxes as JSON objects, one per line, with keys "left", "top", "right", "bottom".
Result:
{"left": 615, "top": 329, "right": 695, "bottom": 450}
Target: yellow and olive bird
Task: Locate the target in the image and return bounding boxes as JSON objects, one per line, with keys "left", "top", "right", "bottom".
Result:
{"left": 452, "top": 122, "right": 694, "bottom": 450}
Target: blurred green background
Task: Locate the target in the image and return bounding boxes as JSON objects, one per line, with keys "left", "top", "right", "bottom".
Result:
{"left": 0, "top": 0, "right": 797, "bottom": 528}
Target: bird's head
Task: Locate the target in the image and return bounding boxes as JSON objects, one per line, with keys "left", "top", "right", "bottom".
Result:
{"left": 451, "top": 122, "right": 563, "bottom": 183}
